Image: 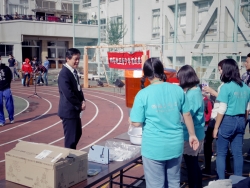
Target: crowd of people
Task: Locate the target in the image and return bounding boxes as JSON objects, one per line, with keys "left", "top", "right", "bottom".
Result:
{"left": 0, "top": 54, "right": 50, "bottom": 126}
{"left": 129, "top": 54, "right": 250, "bottom": 188}
{"left": 1, "top": 49, "right": 250, "bottom": 187}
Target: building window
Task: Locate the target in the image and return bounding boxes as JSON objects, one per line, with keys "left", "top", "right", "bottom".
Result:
{"left": 0, "top": 45, "right": 14, "bottom": 57}
{"left": 240, "top": 0, "right": 250, "bottom": 23}
{"left": 82, "top": 0, "right": 91, "bottom": 8}
{"left": 35, "top": 0, "right": 56, "bottom": 9}
{"left": 152, "top": 9, "right": 160, "bottom": 38}
{"left": 100, "top": 19, "right": 107, "bottom": 42}
{"left": 47, "top": 41, "right": 68, "bottom": 69}
{"left": 110, "top": 16, "right": 122, "bottom": 24}
{"left": 178, "top": 5, "right": 186, "bottom": 27}
{"left": 197, "top": 1, "right": 213, "bottom": 25}
{"left": 9, "top": 0, "right": 28, "bottom": 15}
{"left": 196, "top": 0, "right": 217, "bottom": 34}
{"left": 100, "top": 0, "right": 106, "bottom": 3}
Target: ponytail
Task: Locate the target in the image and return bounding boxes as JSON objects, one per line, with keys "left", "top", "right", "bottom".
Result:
{"left": 141, "top": 75, "right": 146, "bottom": 89}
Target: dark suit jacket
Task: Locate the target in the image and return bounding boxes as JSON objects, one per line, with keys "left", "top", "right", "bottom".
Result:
{"left": 58, "top": 66, "right": 85, "bottom": 118}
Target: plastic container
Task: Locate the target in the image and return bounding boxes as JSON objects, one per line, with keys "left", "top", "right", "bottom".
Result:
{"left": 128, "top": 126, "right": 142, "bottom": 145}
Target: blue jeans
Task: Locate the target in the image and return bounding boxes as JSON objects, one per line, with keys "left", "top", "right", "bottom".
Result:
{"left": 216, "top": 115, "right": 245, "bottom": 179}
{"left": 142, "top": 155, "right": 182, "bottom": 188}
{"left": 0, "top": 88, "right": 14, "bottom": 124}
{"left": 43, "top": 71, "right": 48, "bottom": 85}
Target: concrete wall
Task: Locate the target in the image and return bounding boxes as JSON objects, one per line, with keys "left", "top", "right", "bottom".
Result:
{"left": 0, "top": 20, "right": 98, "bottom": 42}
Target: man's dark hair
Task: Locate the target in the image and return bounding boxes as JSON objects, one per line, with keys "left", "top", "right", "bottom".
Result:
{"left": 177, "top": 65, "right": 200, "bottom": 89}
{"left": 141, "top": 58, "right": 166, "bottom": 89}
{"left": 35, "top": 63, "right": 39, "bottom": 67}
{"left": 220, "top": 59, "right": 242, "bottom": 86}
{"left": 66, "top": 48, "right": 81, "bottom": 60}
{"left": 247, "top": 53, "right": 250, "bottom": 58}
{"left": 45, "top": 56, "right": 48, "bottom": 59}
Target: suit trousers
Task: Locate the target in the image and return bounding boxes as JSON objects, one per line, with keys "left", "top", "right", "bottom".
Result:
{"left": 62, "top": 117, "right": 82, "bottom": 149}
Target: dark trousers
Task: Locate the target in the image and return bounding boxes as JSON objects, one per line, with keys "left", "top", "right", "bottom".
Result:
{"left": 23, "top": 73, "right": 30, "bottom": 86}
{"left": 203, "top": 119, "right": 232, "bottom": 173}
{"left": 183, "top": 154, "right": 202, "bottom": 188}
{"left": 62, "top": 117, "right": 82, "bottom": 149}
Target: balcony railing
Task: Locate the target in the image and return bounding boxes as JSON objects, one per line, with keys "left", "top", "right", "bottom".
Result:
{"left": 0, "top": 14, "right": 97, "bottom": 25}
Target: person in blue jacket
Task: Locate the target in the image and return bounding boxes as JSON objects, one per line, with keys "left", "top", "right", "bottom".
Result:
{"left": 129, "top": 58, "right": 199, "bottom": 188}
{"left": 213, "top": 59, "right": 250, "bottom": 179}
{"left": 177, "top": 65, "right": 205, "bottom": 188}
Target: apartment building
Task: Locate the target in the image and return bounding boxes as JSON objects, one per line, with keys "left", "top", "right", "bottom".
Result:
{"left": 0, "top": 0, "right": 98, "bottom": 69}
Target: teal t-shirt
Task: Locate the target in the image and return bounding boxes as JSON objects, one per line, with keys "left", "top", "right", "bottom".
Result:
{"left": 217, "top": 81, "right": 250, "bottom": 115}
{"left": 182, "top": 87, "right": 205, "bottom": 141}
{"left": 130, "top": 82, "right": 190, "bottom": 160}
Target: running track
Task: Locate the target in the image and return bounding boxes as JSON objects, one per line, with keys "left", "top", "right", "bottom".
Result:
{"left": 0, "top": 81, "right": 131, "bottom": 182}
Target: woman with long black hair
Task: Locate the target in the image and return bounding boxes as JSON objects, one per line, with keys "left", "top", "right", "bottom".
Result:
{"left": 129, "top": 58, "right": 199, "bottom": 188}
{"left": 213, "top": 59, "right": 250, "bottom": 179}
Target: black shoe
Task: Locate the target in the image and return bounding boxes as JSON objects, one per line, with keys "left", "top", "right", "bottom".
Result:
{"left": 202, "top": 169, "right": 212, "bottom": 177}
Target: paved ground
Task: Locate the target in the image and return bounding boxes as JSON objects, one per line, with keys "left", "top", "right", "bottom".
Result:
{"left": 1, "top": 72, "right": 250, "bottom": 188}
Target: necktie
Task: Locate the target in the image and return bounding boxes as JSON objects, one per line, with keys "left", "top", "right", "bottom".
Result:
{"left": 73, "top": 69, "right": 79, "bottom": 84}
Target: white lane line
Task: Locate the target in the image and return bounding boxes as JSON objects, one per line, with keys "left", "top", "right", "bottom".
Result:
{"left": 0, "top": 120, "right": 62, "bottom": 147}
{"left": 13, "top": 89, "right": 125, "bottom": 150}
{"left": 49, "top": 99, "right": 99, "bottom": 144}
{"left": 5, "top": 95, "right": 29, "bottom": 120}
{"left": 14, "top": 85, "right": 125, "bottom": 101}
{"left": 0, "top": 92, "right": 52, "bottom": 134}
{"left": 79, "top": 94, "right": 124, "bottom": 150}
{"left": 0, "top": 98, "right": 98, "bottom": 163}
{"left": 0, "top": 89, "right": 124, "bottom": 162}
{"left": 84, "top": 90, "right": 125, "bottom": 100}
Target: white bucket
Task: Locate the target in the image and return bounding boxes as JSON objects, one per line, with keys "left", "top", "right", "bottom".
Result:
{"left": 128, "top": 126, "right": 142, "bottom": 145}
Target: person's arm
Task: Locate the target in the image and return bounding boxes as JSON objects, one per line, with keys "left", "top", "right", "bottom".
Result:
{"left": 128, "top": 117, "right": 142, "bottom": 127}
{"left": 213, "top": 102, "right": 227, "bottom": 138}
{"left": 203, "top": 86, "right": 218, "bottom": 97}
{"left": 183, "top": 112, "right": 199, "bottom": 150}
{"left": 213, "top": 113, "right": 224, "bottom": 138}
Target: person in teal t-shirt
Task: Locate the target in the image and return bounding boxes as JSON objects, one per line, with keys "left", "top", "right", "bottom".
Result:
{"left": 177, "top": 65, "right": 205, "bottom": 188}
{"left": 213, "top": 59, "right": 250, "bottom": 179}
{"left": 129, "top": 58, "right": 199, "bottom": 188}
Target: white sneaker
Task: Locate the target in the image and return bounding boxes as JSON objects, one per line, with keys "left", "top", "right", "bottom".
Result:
{"left": 10, "top": 120, "right": 14, "bottom": 124}
{"left": 0, "top": 123, "right": 5, "bottom": 126}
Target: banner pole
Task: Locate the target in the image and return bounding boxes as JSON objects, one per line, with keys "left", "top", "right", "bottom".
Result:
{"left": 83, "top": 47, "right": 89, "bottom": 88}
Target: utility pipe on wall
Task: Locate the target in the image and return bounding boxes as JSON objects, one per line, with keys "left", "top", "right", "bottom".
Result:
{"left": 173, "top": 0, "right": 179, "bottom": 70}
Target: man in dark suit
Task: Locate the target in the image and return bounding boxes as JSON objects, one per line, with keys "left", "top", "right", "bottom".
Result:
{"left": 58, "top": 48, "right": 86, "bottom": 149}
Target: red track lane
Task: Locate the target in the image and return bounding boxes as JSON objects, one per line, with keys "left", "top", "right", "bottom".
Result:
{"left": 0, "top": 81, "right": 130, "bottom": 183}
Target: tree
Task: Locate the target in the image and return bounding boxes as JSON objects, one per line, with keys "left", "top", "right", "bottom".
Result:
{"left": 106, "top": 19, "right": 127, "bottom": 46}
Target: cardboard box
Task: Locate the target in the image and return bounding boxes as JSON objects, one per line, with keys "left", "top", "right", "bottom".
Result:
{"left": 5, "top": 141, "right": 88, "bottom": 188}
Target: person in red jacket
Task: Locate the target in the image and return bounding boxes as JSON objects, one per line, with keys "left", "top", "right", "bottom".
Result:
{"left": 22, "top": 58, "right": 33, "bottom": 87}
